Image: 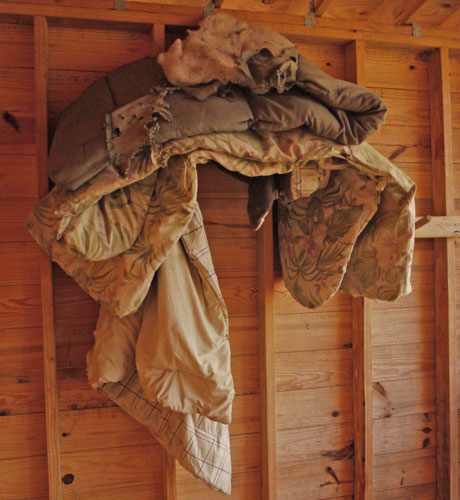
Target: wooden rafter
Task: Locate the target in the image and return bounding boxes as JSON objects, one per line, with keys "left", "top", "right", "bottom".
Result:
{"left": 34, "top": 15, "right": 62, "bottom": 500}
{"left": 429, "top": 46, "right": 458, "bottom": 500}
{"left": 345, "top": 39, "right": 373, "bottom": 500}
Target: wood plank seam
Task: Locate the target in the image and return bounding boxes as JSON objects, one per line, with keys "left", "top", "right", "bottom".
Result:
{"left": 346, "top": 39, "right": 374, "bottom": 500}
{"left": 257, "top": 211, "right": 277, "bottom": 500}
{"left": 429, "top": 46, "right": 458, "bottom": 500}
{"left": 34, "top": 14, "right": 62, "bottom": 500}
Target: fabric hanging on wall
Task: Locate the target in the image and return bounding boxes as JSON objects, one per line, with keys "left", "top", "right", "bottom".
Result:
{"left": 27, "top": 12, "right": 416, "bottom": 494}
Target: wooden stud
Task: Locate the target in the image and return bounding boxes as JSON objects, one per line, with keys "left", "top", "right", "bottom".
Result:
{"left": 346, "top": 39, "right": 373, "bottom": 500}
{"left": 257, "top": 211, "right": 277, "bottom": 500}
{"left": 429, "top": 47, "right": 458, "bottom": 500}
{"left": 352, "top": 297, "right": 373, "bottom": 500}
{"left": 163, "top": 450, "right": 177, "bottom": 500}
{"left": 151, "top": 23, "right": 165, "bottom": 57}
{"left": 34, "top": 15, "right": 62, "bottom": 500}
{"left": 150, "top": 22, "right": 177, "bottom": 500}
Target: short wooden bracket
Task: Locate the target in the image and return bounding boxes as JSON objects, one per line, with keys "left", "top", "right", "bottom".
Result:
{"left": 415, "top": 215, "right": 460, "bottom": 238}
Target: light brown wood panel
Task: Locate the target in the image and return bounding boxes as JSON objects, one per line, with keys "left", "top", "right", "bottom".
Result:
{"left": 207, "top": 237, "right": 257, "bottom": 277}
{"left": 371, "top": 306, "right": 434, "bottom": 346}
{"left": 0, "top": 242, "right": 40, "bottom": 284}
{"left": 0, "top": 368, "right": 45, "bottom": 415}
{"left": 320, "top": 0, "right": 383, "bottom": 20}
{"left": 277, "top": 421, "right": 353, "bottom": 465}
{"left": 230, "top": 393, "right": 260, "bottom": 435}
{"left": 0, "top": 112, "right": 35, "bottom": 156}
{"left": 369, "top": 87, "right": 430, "bottom": 126}
{"left": 53, "top": 281, "right": 99, "bottom": 326}
{"left": 229, "top": 432, "right": 261, "bottom": 474}
{"left": 373, "top": 448, "right": 436, "bottom": 491}
{"left": 365, "top": 44, "right": 429, "bottom": 90}
{"left": 394, "top": 162, "right": 431, "bottom": 200}
{"left": 220, "top": 276, "right": 258, "bottom": 318}
{"left": 0, "top": 283, "right": 42, "bottom": 328}
{"left": 368, "top": 0, "right": 430, "bottom": 25}
{"left": 199, "top": 198, "right": 255, "bottom": 239}
{"left": 231, "top": 353, "right": 260, "bottom": 395}
{"left": 0, "top": 454, "right": 48, "bottom": 500}
{"left": 450, "top": 54, "right": 460, "bottom": 90}
{"left": 367, "top": 125, "right": 431, "bottom": 164}
{"left": 60, "top": 444, "right": 164, "bottom": 498}
{"left": 0, "top": 198, "right": 38, "bottom": 242}
{"left": 372, "top": 377, "right": 436, "bottom": 419}
{"left": 48, "top": 26, "right": 152, "bottom": 71}
{"left": 0, "top": 156, "right": 38, "bottom": 198}
{"left": 274, "top": 277, "right": 351, "bottom": 315}
{"left": 197, "top": 164, "right": 248, "bottom": 199}
{"left": 450, "top": 92, "right": 460, "bottom": 126}
{"left": 276, "top": 385, "right": 353, "bottom": 429}
{"left": 277, "top": 457, "right": 354, "bottom": 499}
{"left": 57, "top": 367, "right": 116, "bottom": 412}
{"left": 0, "top": 67, "right": 34, "bottom": 111}
{"left": 59, "top": 406, "right": 156, "bottom": 453}
{"left": 0, "top": 327, "right": 43, "bottom": 372}
{"left": 410, "top": 0, "right": 460, "bottom": 27}
{"left": 0, "top": 22, "right": 33, "bottom": 68}
{"left": 176, "top": 467, "right": 261, "bottom": 500}
{"left": 274, "top": 310, "right": 352, "bottom": 353}
{"left": 373, "top": 412, "right": 435, "bottom": 455}
{"left": 372, "top": 342, "right": 435, "bottom": 381}
{"left": 297, "top": 42, "right": 345, "bottom": 79}
{"left": 374, "top": 482, "right": 436, "bottom": 499}
{"left": 0, "top": 412, "right": 46, "bottom": 459}
{"left": 276, "top": 348, "right": 352, "bottom": 391}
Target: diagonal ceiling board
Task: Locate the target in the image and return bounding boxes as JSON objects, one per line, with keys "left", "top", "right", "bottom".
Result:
{"left": 407, "top": 0, "right": 460, "bottom": 27}
{"left": 316, "top": 0, "right": 386, "bottom": 21}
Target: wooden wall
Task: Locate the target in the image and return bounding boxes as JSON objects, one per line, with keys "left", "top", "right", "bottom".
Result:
{"left": 0, "top": 2, "right": 458, "bottom": 499}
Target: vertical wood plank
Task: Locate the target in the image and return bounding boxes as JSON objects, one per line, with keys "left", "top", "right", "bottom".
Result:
{"left": 257, "top": 211, "right": 277, "bottom": 500}
{"left": 346, "top": 39, "right": 373, "bottom": 500}
{"left": 34, "top": 15, "right": 62, "bottom": 500}
{"left": 152, "top": 23, "right": 165, "bottom": 57}
{"left": 163, "top": 450, "right": 177, "bottom": 500}
{"left": 429, "top": 46, "right": 458, "bottom": 500}
{"left": 351, "top": 297, "right": 373, "bottom": 500}
{"left": 151, "top": 22, "right": 177, "bottom": 500}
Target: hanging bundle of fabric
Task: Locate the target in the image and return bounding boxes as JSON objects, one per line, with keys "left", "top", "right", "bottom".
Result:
{"left": 27, "top": 13, "right": 415, "bottom": 494}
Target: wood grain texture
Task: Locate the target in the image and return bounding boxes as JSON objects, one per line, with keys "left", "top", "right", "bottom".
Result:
{"left": 34, "top": 16, "right": 62, "bottom": 500}
{"left": 257, "top": 211, "right": 277, "bottom": 500}
{"left": 346, "top": 39, "right": 372, "bottom": 500}
{"left": 429, "top": 46, "right": 458, "bottom": 500}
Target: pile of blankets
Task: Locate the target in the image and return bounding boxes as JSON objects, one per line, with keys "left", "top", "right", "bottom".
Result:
{"left": 27, "top": 13, "right": 415, "bottom": 494}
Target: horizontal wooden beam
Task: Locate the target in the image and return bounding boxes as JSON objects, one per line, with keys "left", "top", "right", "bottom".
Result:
{"left": 415, "top": 215, "right": 460, "bottom": 238}
{"left": 4, "top": 1, "right": 460, "bottom": 50}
